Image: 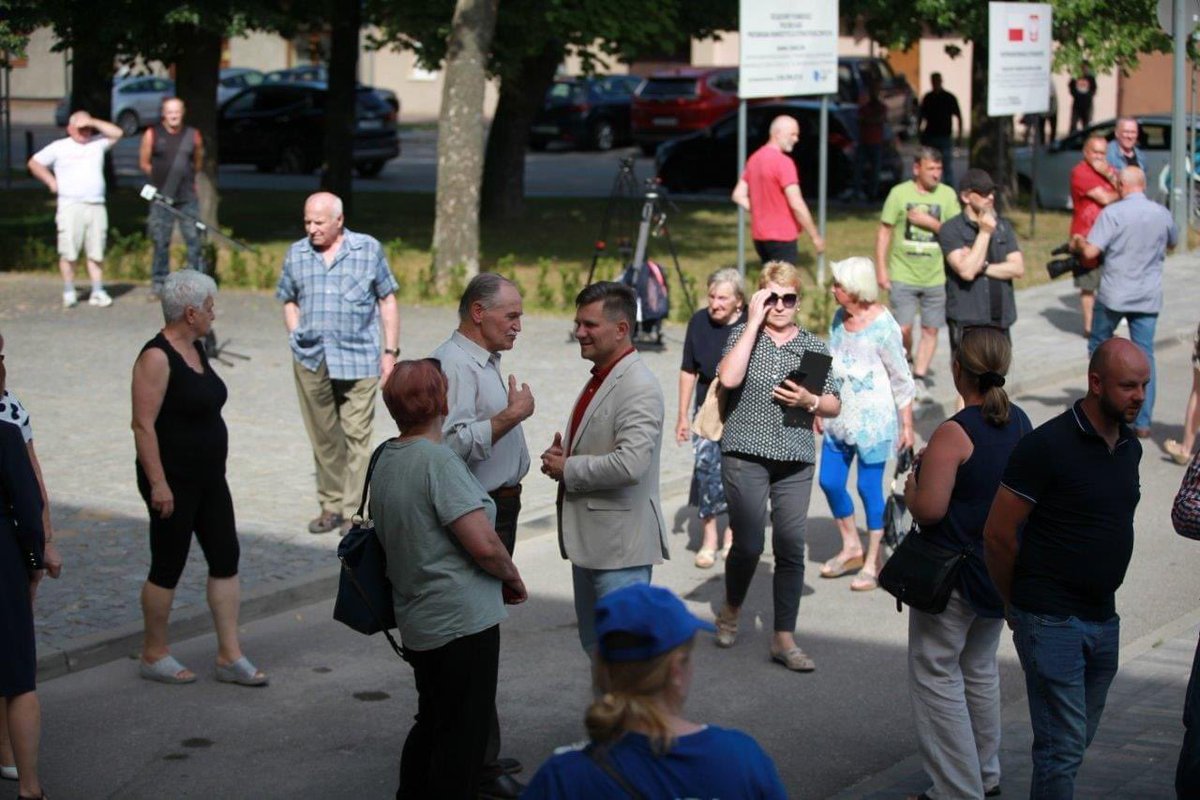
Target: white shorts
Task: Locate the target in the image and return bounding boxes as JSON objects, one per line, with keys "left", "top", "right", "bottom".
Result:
{"left": 56, "top": 202, "right": 107, "bottom": 262}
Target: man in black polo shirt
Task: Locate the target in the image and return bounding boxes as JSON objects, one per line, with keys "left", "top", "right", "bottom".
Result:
{"left": 938, "top": 169, "right": 1025, "bottom": 359}
{"left": 983, "top": 338, "right": 1150, "bottom": 798}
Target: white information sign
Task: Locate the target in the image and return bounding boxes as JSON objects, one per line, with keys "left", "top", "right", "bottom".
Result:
{"left": 987, "top": 2, "right": 1053, "bottom": 117}
{"left": 739, "top": 0, "right": 838, "bottom": 99}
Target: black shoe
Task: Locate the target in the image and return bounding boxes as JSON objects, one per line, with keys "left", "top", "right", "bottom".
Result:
{"left": 477, "top": 772, "right": 525, "bottom": 799}
{"left": 489, "top": 757, "right": 522, "bottom": 776}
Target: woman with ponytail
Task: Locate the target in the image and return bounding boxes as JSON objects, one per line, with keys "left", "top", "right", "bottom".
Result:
{"left": 524, "top": 584, "right": 786, "bottom": 799}
{"left": 901, "top": 327, "right": 1031, "bottom": 800}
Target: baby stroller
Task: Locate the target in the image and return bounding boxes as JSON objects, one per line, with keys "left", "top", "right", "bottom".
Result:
{"left": 620, "top": 259, "right": 669, "bottom": 348}
{"left": 882, "top": 446, "right": 915, "bottom": 557}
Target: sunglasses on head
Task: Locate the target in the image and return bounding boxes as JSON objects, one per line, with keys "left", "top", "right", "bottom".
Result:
{"left": 766, "top": 292, "right": 798, "bottom": 309}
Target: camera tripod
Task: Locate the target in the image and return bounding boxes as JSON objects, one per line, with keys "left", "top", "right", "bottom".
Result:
{"left": 581, "top": 158, "right": 695, "bottom": 348}
{"left": 142, "top": 186, "right": 253, "bottom": 367}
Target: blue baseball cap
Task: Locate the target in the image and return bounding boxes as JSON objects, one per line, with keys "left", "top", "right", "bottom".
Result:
{"left": 594, "top": 584, "right": 716, "bottom": 662}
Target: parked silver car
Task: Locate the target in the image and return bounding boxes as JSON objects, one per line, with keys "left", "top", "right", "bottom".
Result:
{"left": 1013, "top": 115, "right": 1175, "bottom": 208}
{"left": 55, "top": 75, "right": 175, "bottom": 135}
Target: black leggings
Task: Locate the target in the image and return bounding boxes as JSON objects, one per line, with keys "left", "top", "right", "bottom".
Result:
{"left": 137, "top": 470, "right": 239, "bottom": 590}
{"left": 399, "top": 625, "right": 499, "bottom": 799}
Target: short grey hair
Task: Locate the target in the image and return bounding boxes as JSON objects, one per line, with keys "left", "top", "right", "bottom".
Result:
{"left": 914, "top": 146, "right": 943, "bottom": 165}
{"left": 707, "top": 268, "right": 745, "bottom": 305}
{"left": 458, "top": 273, "right": 517, "bottom": 322}
{"left": 831, "top": 256, "right": 879, "bottom": 303}
{"left": 161, "top": 270, "right": 218, "bottom": 323}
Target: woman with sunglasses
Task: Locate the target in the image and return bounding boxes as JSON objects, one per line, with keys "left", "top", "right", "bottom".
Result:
{"left": 374, "top": 358, "right": 527, "bottom": 799}
{"left": 816, "top": 257, "right": 915, "bottom": 592}
{"left": 713, "top": 260, "right": 842, "bottom": 672}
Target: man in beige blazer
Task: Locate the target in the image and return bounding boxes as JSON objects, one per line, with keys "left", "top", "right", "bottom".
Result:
{"left": 541, "top": 282, "right": 669, "bottom": 652}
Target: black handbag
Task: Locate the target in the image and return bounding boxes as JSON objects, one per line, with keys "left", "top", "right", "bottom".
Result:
{"left": 333, "top": 442, "right": 407, "bottom": 661}
{"left": 878, "top": 522, "right": 968, "bottom": 615}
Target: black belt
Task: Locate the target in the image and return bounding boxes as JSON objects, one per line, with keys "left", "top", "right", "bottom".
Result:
{"left": 488, "top": 484, "right": 522, "bottom": 499}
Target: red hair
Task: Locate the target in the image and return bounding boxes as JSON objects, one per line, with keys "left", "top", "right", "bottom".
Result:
{"left": 382, "top": 359, "right": 448, "bottom": 431}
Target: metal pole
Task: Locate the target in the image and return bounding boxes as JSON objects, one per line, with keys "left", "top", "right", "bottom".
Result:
{"left": 817, "top": 94, "right": 828, "bottom": 285}
{"left": 736, "top": 99, "right": 747, "bottom": 276}
{"left": 1172, "top": 0, "right": 1189, "bottom": 246}
{"left": 1030, "top": 120, "right": 1039, "bottom": 237}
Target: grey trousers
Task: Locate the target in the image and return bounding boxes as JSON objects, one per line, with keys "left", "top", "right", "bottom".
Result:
{"left": 908, "top": 590, "right": 1004, "bottom": 799}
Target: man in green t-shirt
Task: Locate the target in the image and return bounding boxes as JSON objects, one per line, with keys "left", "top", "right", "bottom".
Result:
{"left": 875, "top": 147, "right": 962, "bottom": 386}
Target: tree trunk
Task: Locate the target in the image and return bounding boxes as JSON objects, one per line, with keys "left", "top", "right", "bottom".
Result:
{"left": 432, "top": 0, "right": 499, "bottom": 288}
{"left": 321, "top": 0, "right": 360, "bottom": 216}
{"left": 480, "top": 42, "right": 562, "bottom": 222}
{"left": 174, "top": 29, "right": 222, "bottom": 227}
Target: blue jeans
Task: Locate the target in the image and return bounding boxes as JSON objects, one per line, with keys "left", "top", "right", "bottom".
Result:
{"left": 572, "top": 564, "right": 652, "bottom": 653}
{"left": 1011, "top": 606, "right": 1120, "bottom": 799}
{"left": 1088, "top": 304, "right": 1156, "bottom": 430}
{"left": 148, "top": 199, "right": 203, "bottom": 289}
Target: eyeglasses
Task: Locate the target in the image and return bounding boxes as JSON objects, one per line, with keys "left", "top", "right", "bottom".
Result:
{"left": 766, "top": 292, "right": 798, "bottom": 309}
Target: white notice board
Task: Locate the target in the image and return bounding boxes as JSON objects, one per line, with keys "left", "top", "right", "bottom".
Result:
{"left": 739, "top": 0, "right": 838, "bottom": 99}
{"left": 987, "top": 2, "right": 1053, "bottom": 117}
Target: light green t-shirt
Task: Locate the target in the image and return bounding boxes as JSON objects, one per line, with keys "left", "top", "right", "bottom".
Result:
{"left": 880, "top": 180, "right": 961, "bottom": 287}
{"left": 369, "top": 438, "right": 505, "bottom": 652}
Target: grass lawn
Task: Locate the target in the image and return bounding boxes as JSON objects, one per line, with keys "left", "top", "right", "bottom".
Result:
{"left": 1, "top": 186, "right": 1077, "bottom": 328}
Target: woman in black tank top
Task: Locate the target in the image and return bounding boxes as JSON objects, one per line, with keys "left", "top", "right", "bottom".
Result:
{"left": 901, "top": 328, "right": 1030, "bottom": 800}
{"left": 131, "top": 271, "right": 266, "bottom": 687}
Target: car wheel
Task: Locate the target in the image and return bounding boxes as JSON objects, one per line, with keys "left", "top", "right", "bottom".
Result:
{"left": 639, "top": 143, "right": 658, "bottom": 157}
{"left": 356, "top": 160, "right": 385, "bottom": 178}
{"left": 591, "top": 120, "right": 615, "bottom": 151}
{"left": 278, "top": 144, "right": 311, "bottom": 174}
{"left": 117, "top": 110, "right": 140, "bottom": 137}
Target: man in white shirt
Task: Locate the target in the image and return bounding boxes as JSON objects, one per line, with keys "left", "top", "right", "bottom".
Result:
{"left": 27, "top": 111, "right": 122, "bottom": 308}
{"left": 430, "top": 272, "right": 534, "bottom": 798}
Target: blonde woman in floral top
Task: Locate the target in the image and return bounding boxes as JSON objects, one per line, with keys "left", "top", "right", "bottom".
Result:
{"left": 817, "top": 257, "right": 915, "bottom": 591}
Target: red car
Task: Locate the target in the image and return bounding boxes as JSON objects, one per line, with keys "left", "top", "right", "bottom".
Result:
{"left": 631, "top": 67, "right": 740, "bottom": 156}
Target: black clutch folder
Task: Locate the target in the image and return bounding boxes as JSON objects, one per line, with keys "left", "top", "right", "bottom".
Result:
{"left": 780, "top": 350, "right": 832, "bottom": 428}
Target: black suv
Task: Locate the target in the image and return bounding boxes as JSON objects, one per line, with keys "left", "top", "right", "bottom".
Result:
{"left": 217, "top": 82, "right": 399, "bottom": 177}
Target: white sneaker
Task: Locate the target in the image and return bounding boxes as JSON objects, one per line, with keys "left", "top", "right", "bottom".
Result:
{"left": 88, "top": 289, "right": 113, "bottom": 308}
{"left": 62, "top": 289, "right": 78, "bottom": 308}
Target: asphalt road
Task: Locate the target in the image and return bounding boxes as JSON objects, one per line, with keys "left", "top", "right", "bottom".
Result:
{"left": 31, "top": 339, "right": 1200, "bottom": 799}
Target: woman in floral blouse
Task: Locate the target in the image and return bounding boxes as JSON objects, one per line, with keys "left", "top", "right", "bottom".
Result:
{"left": 817, "top": 257, "right": 915, "bottom": 591}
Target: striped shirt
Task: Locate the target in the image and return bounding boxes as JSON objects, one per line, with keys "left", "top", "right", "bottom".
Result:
{"left": 276, "top": 229, "right": 399, "bottom": 380}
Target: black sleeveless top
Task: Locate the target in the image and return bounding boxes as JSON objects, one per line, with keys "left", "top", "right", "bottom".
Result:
{"left": 923, "top": 404, "right": 1031, "bottom": 617}
{"left": 136, "top": 332, "right": 228, "bottom": 483}
{"left": 149, "top": 123, "right": 198, "bottom": 203}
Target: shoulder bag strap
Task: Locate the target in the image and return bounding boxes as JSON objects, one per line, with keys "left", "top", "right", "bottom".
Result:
{"left": 354, "top": 441, "right": 391, "bottom": 522}
{"left": 161, "top": 126, "right": 193, "bottom": 202}
{"left": 585, "top": 745, "right": 647, "bottom": 800}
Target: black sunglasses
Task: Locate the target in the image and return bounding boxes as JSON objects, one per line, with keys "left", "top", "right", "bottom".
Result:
{"left": 766, "top": 292, "right": 798, "bottom": 310}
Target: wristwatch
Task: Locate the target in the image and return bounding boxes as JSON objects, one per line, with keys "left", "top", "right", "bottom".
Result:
{"left": 384, "top": 347, "right": 401, "bottom": 357}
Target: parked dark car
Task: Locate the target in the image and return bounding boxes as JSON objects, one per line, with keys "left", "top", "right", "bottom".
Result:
{"left": 631, "top": 67, "right": 740, "bottom": 156}
{"left": 263, "top": 65, "right": 400, "bottom": 113}
{"left": 218, "top": 67, "right": 264, "bottom": 106}
{"left": 654, "top": 100, "right": 902, "bottom": 199}
{"left": 217, "top": 82, "right": 399, "bottom": 177}
{"left": 838, "top": 56, "right": 918, "bottom": 139}
{"left": 529, "top": 75, "right": 644, "bottom": 151}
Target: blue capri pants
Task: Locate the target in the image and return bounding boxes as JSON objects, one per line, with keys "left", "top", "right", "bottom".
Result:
{"left": 818, "top": 436, "right": 887, "bottom": 530}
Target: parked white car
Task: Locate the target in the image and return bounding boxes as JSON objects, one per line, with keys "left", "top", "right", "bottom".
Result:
{"left": 55, "top": 75, "right": 175, "bottom": 135}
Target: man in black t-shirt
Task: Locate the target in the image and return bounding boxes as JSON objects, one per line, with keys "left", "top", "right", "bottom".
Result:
{"left": 918, "top": 73, "right": 963, "bottom": 188}
{"left": 983, "top": 338, "right": 1149, "bottom": 798}
{"left": 1069, "top": 63, "right": 1097, "bottom": 133}
{"left": 938, "top": 169, "right": 1024, "bottom": 357}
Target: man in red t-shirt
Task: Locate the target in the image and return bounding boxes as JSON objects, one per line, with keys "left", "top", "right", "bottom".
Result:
{"left": 731, "top": 115, "right": 825, "bottom": 266}
{"left": 1069, "top": 135, "right": 1119, "bottom": 337}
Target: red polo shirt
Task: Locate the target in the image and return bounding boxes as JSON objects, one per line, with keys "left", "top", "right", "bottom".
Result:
{"left": 568, "top": 347, "right": 636, "bottom": 453}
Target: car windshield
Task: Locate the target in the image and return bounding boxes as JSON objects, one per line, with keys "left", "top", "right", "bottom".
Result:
{"left": 640, "top": 77, "right": 700, "bottom": 100}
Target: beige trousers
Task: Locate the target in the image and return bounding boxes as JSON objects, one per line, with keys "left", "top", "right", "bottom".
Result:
{"left": 292, "top": 359, "right": 378, "bottom": 518}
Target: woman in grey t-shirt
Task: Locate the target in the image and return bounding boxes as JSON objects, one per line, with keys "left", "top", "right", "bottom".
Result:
{"left": 372, "top": 359, "right": 527, "bottom": 799}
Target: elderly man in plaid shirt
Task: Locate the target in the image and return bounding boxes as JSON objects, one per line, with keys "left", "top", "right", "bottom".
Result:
{"left": 277, "top": 192, "right": 402, "bottom": 534}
